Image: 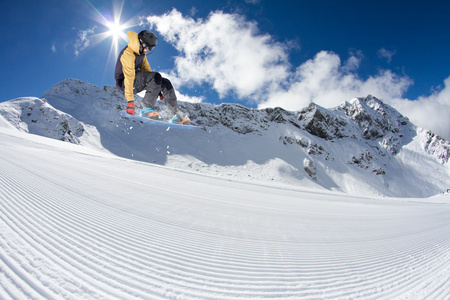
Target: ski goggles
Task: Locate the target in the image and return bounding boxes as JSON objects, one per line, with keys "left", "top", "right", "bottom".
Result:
{"left": 140, "top": 40, "right": 156, "bottom": 51}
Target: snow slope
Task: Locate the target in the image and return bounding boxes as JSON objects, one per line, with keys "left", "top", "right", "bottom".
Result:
{"left": 1, "top": 124, "right": 450, "bottom": 299}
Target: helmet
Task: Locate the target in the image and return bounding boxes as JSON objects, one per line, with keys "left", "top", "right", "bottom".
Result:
{"left": 138, "top": 30, "right": 158, "bottom": 51}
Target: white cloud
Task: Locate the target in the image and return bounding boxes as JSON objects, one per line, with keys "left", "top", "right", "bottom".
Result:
{"left": 143, "top": 9, "right": 450, "bottom": 140}
{"left": 378, "top": 48, "right": 396, "bottom": 63}
{"left": 144, "top": 9, "right": 289, "bottom": 99}
{"left": 51, "top": 43, "right": 57, "bottom": 53}
{"left": 177, "top": 92, "right": 204, "bottom": 104}
{"left": 259, "top": 51, "right": 413, "bottom": 110}
{"left": 74, "top": 27, "right": 96, "bottom": 57}
{"left": 392, "top": 77, "right": 450, "bottom": 140}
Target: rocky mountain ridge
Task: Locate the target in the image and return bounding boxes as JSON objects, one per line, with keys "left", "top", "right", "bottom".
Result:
{"left": 0, "top": 78, "right": 448, "bottom": 197}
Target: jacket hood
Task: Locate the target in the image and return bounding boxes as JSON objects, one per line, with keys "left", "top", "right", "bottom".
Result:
{"left": 126, "top": 31, "right": 141, "bottom": 54}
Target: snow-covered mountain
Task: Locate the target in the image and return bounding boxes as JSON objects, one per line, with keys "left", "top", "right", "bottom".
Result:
{"left": 0, "top": 78, "right": 449, "bottom": 197}
{"left": 1, "top": 79, "right": 450, "bottom": 299}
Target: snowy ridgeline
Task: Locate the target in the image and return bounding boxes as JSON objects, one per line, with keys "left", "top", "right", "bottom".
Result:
{"left": 0, "top": 78, "right": 449, "bottom": 197}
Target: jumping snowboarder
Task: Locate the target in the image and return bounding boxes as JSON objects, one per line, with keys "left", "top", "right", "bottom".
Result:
{"left": 115, "top": 30, "right": 189, "bottom": 124}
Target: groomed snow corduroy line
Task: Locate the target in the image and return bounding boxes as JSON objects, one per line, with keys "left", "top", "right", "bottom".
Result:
{"left": 1, "top": 129, "right": 450, "bottom": 299}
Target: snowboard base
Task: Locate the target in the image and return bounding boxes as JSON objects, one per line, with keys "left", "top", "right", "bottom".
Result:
{"left": 120, "top": 111, "right": 201, "bottom": 130}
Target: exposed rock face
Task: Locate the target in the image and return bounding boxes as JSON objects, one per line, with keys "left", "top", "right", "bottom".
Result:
{"left": 417, "top": 128, "right": 449, "bottom": 164}
{"left": 298, "top": 103, "right": 349, "bottom": 140}
{"left": 0, "top": 97, "right": 85, "bottom": 143}
{"left": 179, "top": 103, "right": 300, "bottom": 135}
{"left": 339, "top": 95, "right": 415, "bottom": 155}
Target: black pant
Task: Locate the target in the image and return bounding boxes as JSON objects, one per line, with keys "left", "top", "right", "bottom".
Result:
{"left": 134, "top": 71, "right": 178, "bottom": 113}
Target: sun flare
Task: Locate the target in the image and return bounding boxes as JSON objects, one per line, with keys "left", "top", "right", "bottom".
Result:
{"left": 86, "top": 1, "right": 136, "bottom": 52}
{"left": 106, "top": 20, "right": 127, "bottom": 42}
{"left": 84, "top": 0, "right": 137, "bottom": 77}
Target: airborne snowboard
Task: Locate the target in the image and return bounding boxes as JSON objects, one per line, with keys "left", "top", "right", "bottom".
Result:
{"left": 120, "top": 110, "right": 201, "bottom": 130}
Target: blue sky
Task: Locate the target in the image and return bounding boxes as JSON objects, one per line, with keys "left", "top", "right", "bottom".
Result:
{"left": 2, "top": 0, "right": 450, "bottom": 139}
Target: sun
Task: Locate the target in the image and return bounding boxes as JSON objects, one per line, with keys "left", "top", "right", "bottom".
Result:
{"left": 84, "top": 0, "right": 138, "bottom": 78}
{"left": 105, "top": 18, "right": 128, "bottom": 51}
{"left": 106, "top": 21, "right": 126, "bottom": 42}
{"left": 86, "top": 0, "right": 136, "bottom": 54}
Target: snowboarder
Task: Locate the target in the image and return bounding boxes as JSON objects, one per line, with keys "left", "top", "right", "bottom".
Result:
{"left": 115, "top": 30, "right": 187, "bottom": 123}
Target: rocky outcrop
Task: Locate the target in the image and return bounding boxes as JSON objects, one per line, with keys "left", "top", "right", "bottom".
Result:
{"left": 0, "top": 97, "right": 85, "bottom": 143}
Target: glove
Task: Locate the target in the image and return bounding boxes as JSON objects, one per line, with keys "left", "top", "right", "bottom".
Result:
{"left": 126, "top": 101, "right": 135, "bottom": 116}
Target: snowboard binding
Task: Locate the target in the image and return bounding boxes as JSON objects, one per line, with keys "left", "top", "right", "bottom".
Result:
{"left": 140, "top": 108, "right": 161, "bottom": 120}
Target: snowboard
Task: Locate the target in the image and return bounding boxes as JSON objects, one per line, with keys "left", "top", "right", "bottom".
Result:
{"left": 120, "top": 110, "right": 201, "bottom": 130}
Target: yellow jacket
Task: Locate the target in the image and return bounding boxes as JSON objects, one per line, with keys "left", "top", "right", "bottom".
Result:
{"left": 115, "top": 31, "right": 152, "bottom": 101}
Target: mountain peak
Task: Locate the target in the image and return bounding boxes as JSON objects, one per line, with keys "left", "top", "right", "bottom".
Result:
{"left": 298, "top": 102, "right": 349, "bottom": 140}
